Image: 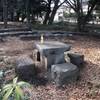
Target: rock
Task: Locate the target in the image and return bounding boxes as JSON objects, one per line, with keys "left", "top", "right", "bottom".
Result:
{"left": 15, "top": 55, "right": 36, "bottom": 81}
{"left": 67, "top": 53, "right": 84, "bottom": 67}
{"left": 51, "top": 63, "right": 79, "bottom": 87}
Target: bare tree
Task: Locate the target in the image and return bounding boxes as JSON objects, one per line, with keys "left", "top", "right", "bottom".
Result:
{"left": 66, "top": 0, "right": 99, "bottom": 31}
{"left": 43, "top": 0, "right": 66, "bottom": 25}
{"left": 43, "top": 0, "right": 52, "bottom": 24}
{"left": 2, "top": 0, "right": 8, "bottom": 28}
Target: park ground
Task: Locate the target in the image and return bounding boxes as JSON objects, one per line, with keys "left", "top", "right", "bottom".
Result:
{"left": 0, "top": 35, "right": 100, "bottom": 100}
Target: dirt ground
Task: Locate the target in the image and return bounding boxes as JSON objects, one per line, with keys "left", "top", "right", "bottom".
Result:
{"left": 0, "top": 35, "right": 100, "bottom": 100}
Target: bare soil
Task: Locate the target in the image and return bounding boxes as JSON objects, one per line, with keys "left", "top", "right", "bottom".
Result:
{"left": 0, "top": 35, "right": 100, "bottom": 100}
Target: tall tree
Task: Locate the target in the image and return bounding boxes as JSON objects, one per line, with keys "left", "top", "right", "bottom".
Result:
{"left": 2, "top": 0, "right": 8, "bottom": 28}
{"left": 66, "top": 0, "right": 99, "bottom": 31}
{"left": 25, "top": 0, "right": 31, "bottom": 28}
{"left": 43, "top": 0, "right": 66, "bottom": 25}
{"left": 43, "top": 0, "right": 52, "bottom": 24}
{"left": 16, "top": 0, "right": 47, "bottom": 27}
{"left": 8, "top": 0, "right": 17, "bottom": 21}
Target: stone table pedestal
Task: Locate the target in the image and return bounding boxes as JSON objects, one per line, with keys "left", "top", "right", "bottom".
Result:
{"left": 34, "top": 41, "right": 71, "bottom": 71}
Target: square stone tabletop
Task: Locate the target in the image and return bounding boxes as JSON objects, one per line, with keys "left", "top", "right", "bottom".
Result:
{"left": 34, "top": 41, "right": 71, "bottom": 56}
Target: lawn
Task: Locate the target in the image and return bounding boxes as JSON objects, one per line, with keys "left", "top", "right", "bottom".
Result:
{"left": 0, "top": 35, "right": 100, "bottom": 100}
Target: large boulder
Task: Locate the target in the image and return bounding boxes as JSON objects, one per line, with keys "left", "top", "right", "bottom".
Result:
{"left": 51, "top": 63, "right": 79, "bottom": 87}
{"left": 15, "top": 55, "right": 36, "bottom": 81}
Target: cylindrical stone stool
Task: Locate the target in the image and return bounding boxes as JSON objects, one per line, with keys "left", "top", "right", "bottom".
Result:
{"left": 51, "top": 63, "right": 79, "bottom": 87}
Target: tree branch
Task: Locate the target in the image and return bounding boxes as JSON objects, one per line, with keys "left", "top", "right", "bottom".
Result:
{"left": 65, "top": 0, "right": 76, "bottom": 12}
{"left": 58, "top": 0, "right": 66, "bottom": 8}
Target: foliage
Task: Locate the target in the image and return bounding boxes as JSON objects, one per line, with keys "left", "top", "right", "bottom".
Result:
{"left": 0, "top": 77, "right": 30, "bottom": 100}
{"left": 1, "top": 0, "right": 100, "bottom": 29}
{"left": 63, "top": 12, "right": 77, "bottom": 18}
{"left": 0, "top": 0, "right": 48, "bottom": 26}
{"left": 32, "top": 23, "right": 76, "bottom": 31}
{"left": 65, "top": 0, "right": 100, "bottom": 31}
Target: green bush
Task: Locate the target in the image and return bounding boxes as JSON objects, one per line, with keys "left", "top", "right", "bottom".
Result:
{"left": 32, "top": 22, "right": 77, "bottom": 31}
{"left": 33, "top": 24, "right": 66, "bottom": 30}
{"left": 0, "top": 77, "right": 30, "bottom": 100}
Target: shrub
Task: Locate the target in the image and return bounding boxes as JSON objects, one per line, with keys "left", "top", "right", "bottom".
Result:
{"left": 0, "top": 77, "right": 30, "bottom": 100}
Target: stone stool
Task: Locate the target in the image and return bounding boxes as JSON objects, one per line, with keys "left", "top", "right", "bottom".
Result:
{"left": 15, "top": 55, "right": 36, "bottom": 81}
{"left": 51, "top": 63, "right": 79, "bottom": 86}
{"left": 67, "top": 53, "right": 84, "bottom": 67}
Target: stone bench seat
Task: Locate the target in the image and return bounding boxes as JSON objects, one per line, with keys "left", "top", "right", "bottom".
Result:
{"left": 51, "top": 63, "right": 79, "bottom": 86}
{"left": 67, "top": 53, "right": 84, "bottom": 67}
{"left": 15, "top": 55, "right": 36, "bottom": 81}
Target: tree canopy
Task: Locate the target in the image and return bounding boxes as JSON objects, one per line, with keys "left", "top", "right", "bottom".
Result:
{"left": 0, "top": 0, "right": 100, "bottom": 31}
{"left": 65, "top": 0, "right": 100, "bottom": 31}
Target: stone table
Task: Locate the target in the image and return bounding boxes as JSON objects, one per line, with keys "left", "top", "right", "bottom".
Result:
{"left": 34, "top": 41, "right": 71, "bottom": 71}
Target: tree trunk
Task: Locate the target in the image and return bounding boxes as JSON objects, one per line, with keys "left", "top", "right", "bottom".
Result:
{"left": 43, "top": 0, "right": 51, "bottom": 25}
{"left": 48, "top": 7, "right": 58, "bottom": 25}
{"left": 2, "top": 0, "right": 8, "bottom": 28}
{"left": 77, "top": 3, "right": 96, "bottom": 31}
{"left": 26, "top": 0, "right": 31, "bottom": 29}
{"left": 11, "top": 12, "right": 14, "bottom": 21}
{"left": 48, "top": 0, "right": 60, "bottom": 25}
{"left": 16, "top": 12, "right": 20, "bottom": 21}
{"left": 43, "top": 10, "right": 50, "bottom": 24}
{"left": 66, "top": 0, "right": 99, "bottom": 32}
{"left": 77, "top": 14, "right": 84, "bottom": 31}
